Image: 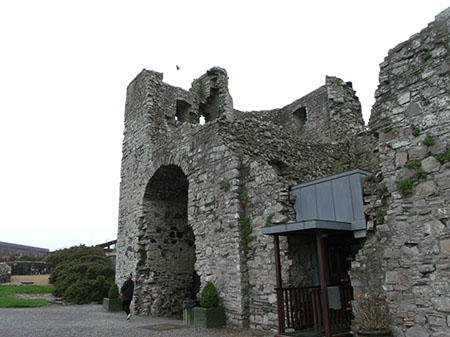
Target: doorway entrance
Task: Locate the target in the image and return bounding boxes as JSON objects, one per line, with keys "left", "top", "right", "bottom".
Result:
{"left": 274, "top": 230, "right": 360, "bottom": 336}
{"left": 136, "top": 165, "right": 196, "bottom": 317}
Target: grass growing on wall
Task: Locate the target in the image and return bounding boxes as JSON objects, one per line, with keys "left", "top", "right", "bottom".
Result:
{"left": 0, "top": 285, "right": 53, "bottom": 308}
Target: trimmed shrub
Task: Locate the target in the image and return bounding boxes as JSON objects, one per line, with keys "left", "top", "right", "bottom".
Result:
{"left": 47, "top": 245, "right": 115, "bottom": 304}
{"left": 108, "top": 283, "right": 119, "bottom": 299}
{"left": 200, "top": 281, "right": 220, "bottom": 308}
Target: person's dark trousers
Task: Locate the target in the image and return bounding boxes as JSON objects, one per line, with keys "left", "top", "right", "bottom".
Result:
{"left": 122, "top": 300, "right": 131, "bottom": 315}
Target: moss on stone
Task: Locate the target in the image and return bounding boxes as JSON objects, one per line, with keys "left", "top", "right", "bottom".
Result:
{"left": 397, "top": 179, "right": 414, "bottom": 197}
{"left": 265, "top": 214, "right": 275, "bottom": 227}
{"left": 405, "top": 160, "right": 421, "bottom": 170}
{"left": 424, "top": 134, "right": 435, "bottom": 146}
{"left": 219, "top": 180, "right": 230, "bottom": 191}
{"left": 411, "top": 124, "right": 420, "bottom": 137}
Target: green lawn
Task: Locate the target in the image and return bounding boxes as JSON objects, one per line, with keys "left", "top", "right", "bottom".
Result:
{"left": 0, "top": 284, "right": 54, "bottom": 308}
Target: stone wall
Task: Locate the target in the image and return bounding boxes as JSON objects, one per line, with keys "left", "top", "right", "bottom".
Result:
{"left": 0, "top": 263, "right": 11, "bottom": 283}
{"left": 116, "top": 65, "right": 366, "bottom": 329}
{"left": 116, "top": 68, "right": 251, "bottom": 325}
{"left": 249, "top": 75, "right": 365, "bottom": 143}
{"left": 7, "top": 261, "right": 52, "bottom": 275}
{"left": 350, "top": 8, "right": 450, "bottom": 337}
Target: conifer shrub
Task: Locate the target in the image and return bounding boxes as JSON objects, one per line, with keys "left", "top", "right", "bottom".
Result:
{"left": 199, "top": 281, "right": 220, "bottom": 308}
{"left": 47, "top": 245, "right": 115, "bottom": 304}
{"left": 108, "top": 283, "right": 119, "bottom": 299}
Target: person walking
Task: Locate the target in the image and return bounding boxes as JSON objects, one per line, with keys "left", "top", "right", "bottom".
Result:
{"left": 121, "top": 273, "right": 134, "bottom": 321}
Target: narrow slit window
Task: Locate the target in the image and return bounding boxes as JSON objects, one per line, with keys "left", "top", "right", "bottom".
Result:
{"left": 293, "top": 107, "right": 307, "bottom": 127}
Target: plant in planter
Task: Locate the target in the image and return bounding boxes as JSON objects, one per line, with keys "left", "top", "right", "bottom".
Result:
{"left": 102, "top": 283, "right": 122, "bottom": 312}
{"left": 352, "top": 292, "right": 392, "bottom": 337}
{"left": 193, "top": 281, "right": 225, "bottom": 328}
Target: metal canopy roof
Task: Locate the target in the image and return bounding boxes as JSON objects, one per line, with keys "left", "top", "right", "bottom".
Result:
{"left": 261, "top": 219, "right": 353, "bottom": 235}
{"left": 262, "top": 169, "right": 372, "bottom": 236}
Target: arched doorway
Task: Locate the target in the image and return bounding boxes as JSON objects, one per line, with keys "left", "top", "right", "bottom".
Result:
{"left": 136, "top": 165, "right": 196, "bottom": 317}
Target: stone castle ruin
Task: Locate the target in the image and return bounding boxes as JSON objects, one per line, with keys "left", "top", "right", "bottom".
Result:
{"left": 116, "top": 8, "right": 449, "bottom": 336}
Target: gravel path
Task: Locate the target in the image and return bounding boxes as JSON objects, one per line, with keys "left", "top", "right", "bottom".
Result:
{"left": 0, "top": 304, "right": 274, "bottom": 337}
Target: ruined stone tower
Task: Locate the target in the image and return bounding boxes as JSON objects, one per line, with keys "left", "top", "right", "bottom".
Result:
{"left": 116, "top": 8, "right": 449, "bottom": 336}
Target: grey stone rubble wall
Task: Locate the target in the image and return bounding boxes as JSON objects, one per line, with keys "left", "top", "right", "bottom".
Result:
{"left": 214, "top": 117, "right": 373, "bottom": 330}
{"left": 116, "top": 64, "right": 369, "bottom": 329}
{"left": 250, "top": 76, "right": 365, "bottom": 143}
{"left": 217, "top": 114, "right": 363, "bottom": 185}
{"left": 0, "top": 263, "right": 11, "bottom": 283}
{"left": 117, "top": 70, "right": 249, "bottom": 326}
{"left": 7, "top": 261, "right": 52, "bottom": 275}
{"left": 325, "top": 76, "right": 366, "bottom": 140}
{"left": 351, "top": 8, "right": 450, "bottom": 337}
{"left": 252, "top": 84, "right": 331, "bottom": 141}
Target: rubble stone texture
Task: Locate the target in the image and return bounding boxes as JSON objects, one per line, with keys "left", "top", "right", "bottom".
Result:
{"left": 116, "top": 8, "right": 449, "bottom": 336}
{"left": 7, "top": 261, "right": 52, "bottom": 275}
{"left": 350, "top": 8, "right": 450, "bottom": 337}
{"left": 0, "top": 263, "right": 12, "bottom": 283}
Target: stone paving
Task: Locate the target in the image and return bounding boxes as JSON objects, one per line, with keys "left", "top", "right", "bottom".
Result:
{"left": 14, "top": 293, "right": 69, "bottom": 305}
{"left": 0, "top": 304, "right": 275, "bottom": 337}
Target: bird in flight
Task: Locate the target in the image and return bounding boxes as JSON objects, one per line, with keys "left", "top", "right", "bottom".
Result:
{"left": 176, "top": 65, "right": 180, "bottom": 70}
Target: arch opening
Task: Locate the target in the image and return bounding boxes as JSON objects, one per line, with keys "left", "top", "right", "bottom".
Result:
{"left": 136, "top": 165, "right": 196, "bottom": 317}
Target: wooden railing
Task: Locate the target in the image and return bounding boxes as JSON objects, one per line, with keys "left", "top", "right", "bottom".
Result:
{"left": 276, "top": 286, "right": 317, "bottom": 332}
{"left": 276, "top": 286, "right": 353, "bottom": 335}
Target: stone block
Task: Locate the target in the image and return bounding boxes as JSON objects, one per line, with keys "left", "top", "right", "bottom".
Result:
{"left": 416, "top": 181, "right": 436, "bottom": 196}
{"left": 404, "top": 102, "right": 422, "bottom": 117}
{"left": 405, "top": 325, "right": 430, "bottom": 337}
{"left": 430, "top": 142, "right": 448, "bottom": 155}
{"left": 268, "top": 294, "right": 277, "bottom": 304}
{"left": 421, "top": 156, "right": 440, "bottom": 173}
{"left": 380, "top": 131, "right": 396, "bottom": 142}
{"left": 423, "top": 221, "right": 446, "bottom": 236}
{"left": 408, "top": 146, "right": 429, "bottom": 160}
{"left": 386, "top": 271, "right": 401, "bottom": 284}
{"left": 392, "top": 140, "right": 410, "bottom": 149}
{"left": 398, "top": 92, "right": 411, "bottom": 105}
{"left": 396, "top": 151, "right": 409, "bottom": 166}
{"left": 432, "top": 297, "right": 450, "bottom": 313}
{"left": 440, "top": 239, "right": 450, "bottom": 254}
{"left": 396, "top": 167, "right": 416, "bottom": 181}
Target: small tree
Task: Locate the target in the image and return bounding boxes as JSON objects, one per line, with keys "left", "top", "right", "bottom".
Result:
{"left": 199, "top": 281, "right": 220, "bottom": 308}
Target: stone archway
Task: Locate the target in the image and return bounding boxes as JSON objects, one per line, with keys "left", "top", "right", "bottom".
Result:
{"left": 136, "top": 165, "right": 196, "bottom": 317}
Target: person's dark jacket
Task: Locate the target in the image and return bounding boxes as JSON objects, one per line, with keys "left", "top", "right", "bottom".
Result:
{"left": 121, "top": 279, "right": 134, "bottom": 301}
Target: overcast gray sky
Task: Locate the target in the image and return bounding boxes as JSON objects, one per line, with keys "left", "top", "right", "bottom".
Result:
{"left": 1, "top": 1, "right": 448, "bottom": 252}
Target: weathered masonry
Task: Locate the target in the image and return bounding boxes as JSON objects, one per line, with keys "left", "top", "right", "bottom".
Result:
{"left": 116, "top": 8, "right": 449, "bottom": 337}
